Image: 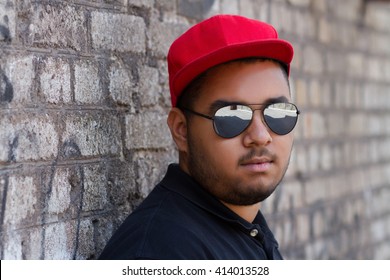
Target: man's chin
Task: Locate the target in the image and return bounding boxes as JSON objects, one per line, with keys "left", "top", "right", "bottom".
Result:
{"left": 219, "top": 188, "right": 276, "bottom": 206}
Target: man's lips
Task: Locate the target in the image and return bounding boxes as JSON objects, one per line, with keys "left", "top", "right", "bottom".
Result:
{"left": 240, "top": 157, "right": 273, "bottom": 172}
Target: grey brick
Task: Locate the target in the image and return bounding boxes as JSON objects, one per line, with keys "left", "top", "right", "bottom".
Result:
{"left": 177, "top": 0, "right": 214, "bottom": 20}
{"left": 28, "top": 4, "right": 87, "bottom": 51}
{"left": 128, "top": 0, "right": 154, "bottom": 8}
{"left": 91, "top": 12, "right": 146, "bottom": 53}
{"left": 125, "top": 111, "right": 173, "bottom": 149}
{"left": 74, "top": 60, "right": 104, "bottom": 104}
{"left": 82, "top": 164, "right": 108, "bottom": 212}
{"left": 3, "top": 175, "right": 39, "bottom": 229}
{"left": 39, "top": 57, "right": 72, "bottom": 104}
{"left": 75, "top": 219, "right": 96, "bottom": 260}
{"left": 109, "top": 62, "right": 134, "bottom": 106}
{"left": 133, "top": 149, "right": 177, "bottom": 197}
{"left": 302, "top": 46, "right": 324, "bottom": 75}
{"left": 0, "top": 113, "right": 59, "bottom": 163}
{"left": 1, "top": 55, "right": 34, "bottom": 104}
{"left": 2, "top": 227, "right": 42, "bottom": 259}
{"left": 148, "top": 17, "right": 188, "bottom": 57}
{"left": 43, "top": 221, "right": 76, "bottom": 259}
{"left": 63, "top": 113, "right": 122, "bottom": 157}
{"left": 138, "top": 65, "right": 160, "bottom": 106}
{"left": 0, "top": 0, "right": 15, "bottom": 42}
{"left": 47, "top": 168, "right": 72, "bottom": 215}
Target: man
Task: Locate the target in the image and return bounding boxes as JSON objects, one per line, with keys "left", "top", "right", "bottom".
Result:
{"left": 99, "top": 14, "right": 299, "bottom": 259}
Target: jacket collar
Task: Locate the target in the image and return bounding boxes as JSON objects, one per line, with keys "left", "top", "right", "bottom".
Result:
{"left": 160, "top": 163, "right": 278, "bottom": 245}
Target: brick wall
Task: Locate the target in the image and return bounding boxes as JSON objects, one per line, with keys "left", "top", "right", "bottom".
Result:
{"left": 0, "top": 0, "right": 389, "bottom": 259}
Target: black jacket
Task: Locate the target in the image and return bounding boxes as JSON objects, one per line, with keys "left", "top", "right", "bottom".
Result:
{"left": 99, "top": 164, "right": 283, "bottom": 260}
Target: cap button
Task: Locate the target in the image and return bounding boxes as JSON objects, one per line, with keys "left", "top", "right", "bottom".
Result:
{"left": 250, "top": 228, "right": 259, "bottom": 237}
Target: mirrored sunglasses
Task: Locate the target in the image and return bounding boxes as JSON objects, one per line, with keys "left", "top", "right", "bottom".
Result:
{"left": 182, "top": 102, "right": 300, "bottom": 138}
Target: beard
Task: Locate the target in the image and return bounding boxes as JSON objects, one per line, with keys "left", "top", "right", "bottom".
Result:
{"left": 186, "top": 133, "right": 290, "bottom": 206}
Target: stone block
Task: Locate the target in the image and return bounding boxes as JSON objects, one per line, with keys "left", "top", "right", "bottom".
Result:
{"left": 109, "top": 62, "right": 135, "bottom": 106}
{"left": 302, "top": 46, "right": 324, "bottom": 75}
{"left": 296, "top": 212, "right": 310, "bottom": 243}
{"left": 91, "top": 12, "right": 146, "bottom": 53}
{"left": 63, "top": 112, "right": 122, "bottom": 157}
{"left": 3, "top": 175, "right": 39, "bottom": 229}
{"left": 276, "top": 180, "right": 304, "bottom": 213}
{"left": 106, "top": 160, "right": 137, "bottom": 207}
{"left": 238, "top": 0, "right": 269, "bottom": 20}
{"left": 288, "top": 0, "right": 310, "bottom": 7}
{"left": 2, "top": 226, "right": 43, "bottom": 259}
{"left": 328, "top": 0, "right": 362, "bottom": 22}
{"left": 138, "top": 65, "right": 160, "bottom": 106}
{"left": 2, "top": 229, "right": 23, "bottom": 259}
{"left": 128, "top": 0, "right": 154, "bottom": 8}
{"left": 220, "top": 0, "right": 239, "bottom": 15}
{"left": 28, "top": 3, "right": 87, "bottom": 51}
{"left": 0, "top": 0, "right": 15, "bottom": 42}
{"left": 270, "top": 2, "right": 292, "bottom": 34}
{"left": 157, "top": 59, "right": 172, "bottom": 107}
{"left": 39, "top": 57, "right": 72, "bottom": 104}
{"left": 302, "top": 111, "right": 326, "bottom": 139}
{"left": 74, "top": 60, "right": 104, "bottom": 104}
{"left": 347, "top": 52, "right": 364, "bottom": 78}
{"left": 308, "top": 79, "right": 321, "bottom": 107}
{"left": 133, "top": 150, "right": 176, "bottom": 197}
{"left": 47, "top": 168, "right": 72, "bottom": 215}
{"left": 82, "top": 164, "right": 108, "bottom": 212}
{"left": 177, "top": 0, "right": 215, "bottom": 20}
{"left": 292, "top": 10, "right": 316, "bottom": 38}
{"left": 125, "top": 111, "right": 173, "bottom": 149}
{"left": 311, "top": 0, "right": 327, "bottom": 13}
{"left": 75, "top": 219, "right": 95, "bottom": 260}
{"left": 43, "top": 221, "right": 76, "bottom": 259}
{"left": 365, "top": 2, "right": 390, "bottom": 32}
{"left": 148, "top": 16, "right": 188, "bottom": 57}
{"left": 1, "top": 55, "right": 34, "bottom": 104}
{"left": 318, "top": 17, "right": 331, "bottom": 43}
{"left": 0, "top": 113, "right": 59, "bottom": 163}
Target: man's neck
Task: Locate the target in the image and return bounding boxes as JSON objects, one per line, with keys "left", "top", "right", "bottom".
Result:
{"left": 221, "top": 201, "right": 261, "bottom": 223}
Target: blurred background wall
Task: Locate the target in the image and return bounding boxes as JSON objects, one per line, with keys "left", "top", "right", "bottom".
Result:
{"left": 1, "top": 0, "right": 389, "bottom": 259}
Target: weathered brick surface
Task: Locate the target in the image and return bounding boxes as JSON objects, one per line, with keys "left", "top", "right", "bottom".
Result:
{"left": 1, "top": 0, "right": 390, "bottom": 260}
{"left": 91, "top": 12, "right": 146, "bottom": 53}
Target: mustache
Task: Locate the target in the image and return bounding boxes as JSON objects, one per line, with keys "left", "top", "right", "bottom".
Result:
{"left": 238, "top": 148, "right": 276, "bottom": 165}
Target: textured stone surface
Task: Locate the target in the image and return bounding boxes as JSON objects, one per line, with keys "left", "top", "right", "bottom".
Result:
{"left": 28, "top": 4, "right": 87, "bottom": 51}
{"left": 91, "top": 12, "right": 146, "bottom": 53}
{"left": 40, "top": 57, "right": 72, "bottom": 104}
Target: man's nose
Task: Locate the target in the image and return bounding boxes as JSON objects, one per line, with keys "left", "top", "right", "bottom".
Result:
{"left": 242, "top": 110, "right": 272, "bottom": 147}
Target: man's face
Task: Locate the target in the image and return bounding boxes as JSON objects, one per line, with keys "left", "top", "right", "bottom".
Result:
{"left": 181, "top": 60, "right": 294, "bottom": 206}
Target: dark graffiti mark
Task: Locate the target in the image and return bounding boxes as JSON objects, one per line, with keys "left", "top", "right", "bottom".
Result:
{"left": 0, "top": 24, "right": 11, "bottom": 42}
{"left": 41, "top": 140, "right": 85, "bottom": 260}
{"left": 7, "top": 136, "right": 18, "bottom": 162}
{"left": 0, "top": 176, "right": 9, "bottom": 259}
{"left": 0, "top": 70, "right": 14, "bottom": 103}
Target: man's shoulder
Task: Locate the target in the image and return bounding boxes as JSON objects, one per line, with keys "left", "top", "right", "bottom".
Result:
{"left": 99, "top": 184, "right": 214, "bottom": 259}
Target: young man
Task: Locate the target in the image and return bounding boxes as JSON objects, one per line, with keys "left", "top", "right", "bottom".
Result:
{"left": 99, "top": 14, "right": 299, "bottom": 259}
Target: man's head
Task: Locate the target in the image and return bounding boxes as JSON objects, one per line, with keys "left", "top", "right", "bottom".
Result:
{"left": 167, "top": 14, "right": 293, "bottom": 107}
{"left": 166, "top": 15, "right": 298, "bottom": 206}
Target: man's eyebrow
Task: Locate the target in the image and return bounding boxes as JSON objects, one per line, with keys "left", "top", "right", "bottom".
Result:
{"left": 208, "top": 100, "right": 237, "bottom": 114}
{"left": 264, "top": 96, "right": 290, "bottom": 104}
{"left": 208, "top": 96, "right": 290, "bottom": 113}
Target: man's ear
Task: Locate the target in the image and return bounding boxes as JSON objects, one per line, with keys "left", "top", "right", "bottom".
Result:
{"left": 167, "top": 108, "right": 189, "bottom": 153}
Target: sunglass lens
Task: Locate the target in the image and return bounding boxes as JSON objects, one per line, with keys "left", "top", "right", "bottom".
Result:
{"left": 264, "top": 103, "right": 298, "bottom": 135}
{"left": 214, "top": 105, "right": 252, "bottom": 138}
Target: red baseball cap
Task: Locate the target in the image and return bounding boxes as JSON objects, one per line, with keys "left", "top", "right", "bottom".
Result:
{"left": 167, "top": 14, "right": 294, "bottom": 107}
